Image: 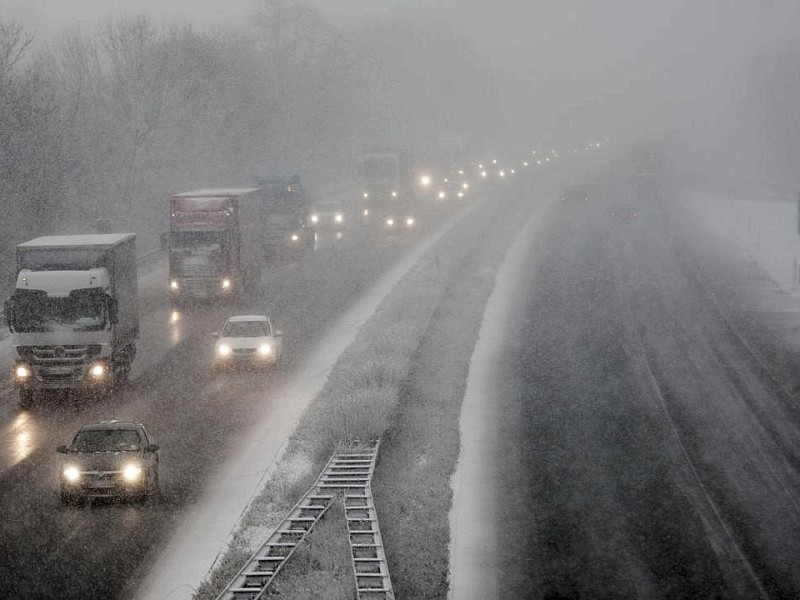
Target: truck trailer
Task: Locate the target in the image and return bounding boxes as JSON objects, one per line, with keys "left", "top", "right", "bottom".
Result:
{"left": 168, "top": 188, "right": 266, "bottom": 301}
{"left": 3, "top": 234, "right": 139, "bottom": 406}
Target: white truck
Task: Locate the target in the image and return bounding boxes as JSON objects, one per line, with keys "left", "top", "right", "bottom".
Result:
{"left": 3, "top": 234, "right": 139, "bottom": 406}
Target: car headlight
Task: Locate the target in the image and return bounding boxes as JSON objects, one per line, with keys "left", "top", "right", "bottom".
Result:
{"left": 14, "top": 364, "right": 31, "bottom": 380}
{"left": 122, "top": 464, "right": 142, "bottom": 482}
{"left": 420, "top": 175, "right": 431, "bottom": 187}
{"left": 170, "top": 280, "right": 179, "bottom": 291}
{"left": 335, "top": 214, "right": 343, "bottom": 223}
{"left": 291, "top": 234, "right": 299, "bottom": 242}
{"left": 438, "top": 191, "right": 446, "bottom": 200}
{"left": 310, "top": 214, "right": 319, "bottom": 223}
{"left": 363, "top": 209, "right": 369, "bottom": 216}
{"left": 221, "top": 278, "right": 231, "bottom": 290}
{"left": 258, "top": 344, "right": 272, "bottom": 356}
{"left": 386, "top": 218, "right": 395, "bottom": 227}
{"left": 218, "top": 344, "right": 231, "bottom": 357}
{"left": 63, "top": 465, "right": 81, "bottom": 482}
{"left": 391, "top": 191, "right": 398, "bottom": 198}
{"left": 89, "top": 362, "right": 107, "bottom": 378}
{"left": 406, "top": 218, "right": 415, "bottom": 226}
{"left": 362, "top": 191, "right": 369, "bottom": 199}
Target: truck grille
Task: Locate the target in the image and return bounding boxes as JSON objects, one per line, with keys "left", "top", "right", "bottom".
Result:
{"left": 21, "top": 345, "right": 98, "bottom": 366}
{"left": 179, "top": 263, "right": 219, "bottom": 277}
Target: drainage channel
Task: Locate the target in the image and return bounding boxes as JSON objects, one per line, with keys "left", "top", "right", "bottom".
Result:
{"left": 216, "top": 439, "right": 393, "bottom": 600}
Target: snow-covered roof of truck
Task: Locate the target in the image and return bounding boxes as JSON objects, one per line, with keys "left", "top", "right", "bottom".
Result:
{"left": 18, "top": 233, "right": 135, "bottom": 248}
{"left": 173, "top": 188, "right": 261, "bottom": 198}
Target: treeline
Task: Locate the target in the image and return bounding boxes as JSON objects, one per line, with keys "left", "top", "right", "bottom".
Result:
{"left": 0, "top": 0, "right": 499, "bottom": 262}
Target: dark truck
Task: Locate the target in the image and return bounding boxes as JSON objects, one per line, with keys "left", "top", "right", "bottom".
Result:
{"left": 253, "top": 175, "right": 314, "bottom": 256}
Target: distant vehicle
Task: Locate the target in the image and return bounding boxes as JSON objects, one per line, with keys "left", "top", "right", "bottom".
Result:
{"left": 309, "top": 200, "right": 345, "bottom": 230}
{"left": 561, "top": 183, "right": 597, "bottom": 203}
{"left": 168, "top": 188, "right": 266, "bottom": 301}
{"left": 357, "top": 148, "right": 417, "bottom": 230}
{"left": 57, "top": 420, "right": 159, "bottom": 504}
{"left": 212, "top": 315, "right": 283, "bottom": 372}
{"left": 4, "top": 234, "right": 139, "bottom": 407}
{"left": 608, "top": 202, "right": 640, "bottom": 222}
{"left": 254, "top": 176, "right": 314, "bottom": 254}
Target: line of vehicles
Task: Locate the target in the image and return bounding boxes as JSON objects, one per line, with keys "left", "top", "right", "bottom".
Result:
{"left": 2, "top": 138, "right": 608, "bottom": 504}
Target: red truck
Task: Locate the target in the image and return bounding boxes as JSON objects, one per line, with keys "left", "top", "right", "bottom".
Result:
{"left": 168, "top": 188, "right": 265, "bottom": 301}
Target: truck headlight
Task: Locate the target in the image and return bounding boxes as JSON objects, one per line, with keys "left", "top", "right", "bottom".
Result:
{"left": 14, "top": 364, "right": 31, "bottom": 380}
{"left": 170, "top": 280, "right": 179, "bottom": 291}
{"left": 89, "top": 362, "right": 107, "bottom": 378}
{"left": 258, "top": 343, "right": 272, "bottom": 356}
{"left": 63, "top": 465, "right": 81, "bottom": 482}
{"left": 221, "top": 278, "right": 231, "bottom": 290}
{"left": 217, "top": 344, "right": 231, "bottom": 357}
{"left": 122, "top": 464, "right": 142, "bottom": 482}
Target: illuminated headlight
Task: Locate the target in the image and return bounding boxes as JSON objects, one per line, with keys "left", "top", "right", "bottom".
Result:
{"left": 462, "top": 182, "right": 469, "bottom": 190}
{"left": 386, "top": 218, "right": 395, "bottom": 227}
{"left": 420, "top": 175, "right": 431, "bottom": 187}
{"left": 363, "top": 191, "right": 369, "bottom": 199}
{"left": 170, "top": 310, "right": 180, "bottom": 324}
{"left": 438, "top": 191, "right": 446, "bottom": 200}
{"left": 310, "top": 214, "right": 319, "bottom": 223}
{"left": 217, "top": 344, "right": 232, "bottom": 357}
{"left": 290, "top": 234, "right": 299, "bottom": 242}
{"left": 480, "top": 171, "right": 488, "bottom": 178}
{"left": 458, "top": 191, "right": 464, "bottom": 198}
{"left": 258, "top": 343, "right": 272, "bottom": 356}
{"left": 221, "top": 278, "right": 231, "bottom": 290}
{"left": 499, "top": 169, "right": 506, "bottom": 178}
{"left": 363, "top": 209, "right": 369, "bottom": 216}
{"left": 122, "top": 464, "right": 142, "bottom": 482}
{"left": 170, "top": 280, "right": 179, "bottom": 291}
{"left": 89, "top": 362, "right": 107, "bottom": 378}
{"left": 14, "top": 364, "right": 31, "bottom": 380}
{"left": 405, "top": 217, "right": 415, "bottom": 227}
{"left": 335, "top": 214, "right": 343, "bottom": 223}
{"left": 62, "top": 466, "right": 81, "bottom": 482}
{"left": 391, "top": 191, "right": 398, "bottom": 198}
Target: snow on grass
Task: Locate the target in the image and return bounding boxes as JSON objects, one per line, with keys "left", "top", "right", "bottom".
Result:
{"left": 191, "top": 196, "right": 495, "bottom": 599}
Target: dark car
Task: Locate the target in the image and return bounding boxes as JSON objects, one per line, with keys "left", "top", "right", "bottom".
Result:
{"left": 57, "top": 420, "right": 159, "bottom": 504}
{"left": 561, "top": 182, "right": 598, "bottom": 203}
{"left": 608, "top": 201, "right": 640, "bottom": 222}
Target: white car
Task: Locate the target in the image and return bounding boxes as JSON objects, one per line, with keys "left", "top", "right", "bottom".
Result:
{"left": 212, "top": 315, "right": 283, "bottom": 371}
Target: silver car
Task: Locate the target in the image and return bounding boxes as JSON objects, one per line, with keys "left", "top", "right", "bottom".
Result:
{"left": 57, "top": 420, "right": 160, "bottom": 504}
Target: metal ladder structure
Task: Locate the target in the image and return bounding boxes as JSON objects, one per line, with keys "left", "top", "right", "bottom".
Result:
{"left": 216, "top": 439, "right": 393, "bottom": 600}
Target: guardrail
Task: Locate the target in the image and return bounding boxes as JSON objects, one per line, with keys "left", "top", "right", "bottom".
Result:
{"left": 0, "top": 248, "right": 165, "bottom": 325}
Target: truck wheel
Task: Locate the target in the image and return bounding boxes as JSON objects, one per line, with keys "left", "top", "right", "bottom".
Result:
{"left": 19, "top": 389, "right": 34, "bottom": 408}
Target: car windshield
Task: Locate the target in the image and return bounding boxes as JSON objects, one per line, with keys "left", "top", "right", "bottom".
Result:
{"left": 72, "top": 429, "right": 141, "bottom": 452}
{"left": 222, "top": 320, "right": 270, "bottom": 337}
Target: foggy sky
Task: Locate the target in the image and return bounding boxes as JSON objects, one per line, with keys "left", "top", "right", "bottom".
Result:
{"left": 2, "top": 0, "right": 799, "bottom": 146}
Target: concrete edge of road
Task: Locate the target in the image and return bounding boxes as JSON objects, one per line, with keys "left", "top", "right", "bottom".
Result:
{"left": 135, "top": 199, "right": 481, "bottom": 600}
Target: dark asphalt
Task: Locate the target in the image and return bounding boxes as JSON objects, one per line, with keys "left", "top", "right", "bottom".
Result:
{"left": 492, "top": 168, "right": 800, "bottom": 598}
